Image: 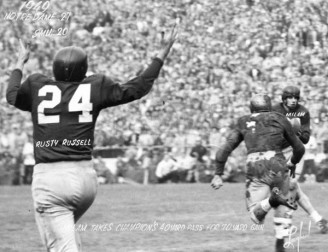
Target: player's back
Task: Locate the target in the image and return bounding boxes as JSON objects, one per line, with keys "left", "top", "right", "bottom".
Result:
{"left": 16, "top": 73, "right": 113, "bottom": 164}
{"left": 237, "top": 111, "right": 293, "bottom": 154}
{"left": 7, "top": 57, "right": 163, "bottom": 164}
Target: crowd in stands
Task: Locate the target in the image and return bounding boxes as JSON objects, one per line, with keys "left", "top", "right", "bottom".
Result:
{"left": 1, "top": 0, "right": 328, "bottom": 185}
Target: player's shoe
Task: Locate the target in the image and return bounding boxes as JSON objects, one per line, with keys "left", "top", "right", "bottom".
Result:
{"left": 316, "top": 218, "right": 328, "bottom": 234}
{"left": 269, "top": 187, "right": 298, "bottom": 210}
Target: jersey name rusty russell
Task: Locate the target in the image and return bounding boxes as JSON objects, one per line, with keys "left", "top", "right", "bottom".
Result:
{"left": 35, "top": 138, "right": 92, "bottom": 148}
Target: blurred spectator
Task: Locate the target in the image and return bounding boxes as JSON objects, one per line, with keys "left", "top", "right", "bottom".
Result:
{"left": 208, "top": 127, "right": 226, "bottom": 160}
{"left": 155, "top": 151, "right": 179, "bottom": 183}
{"left": 0, "top": 128, "right": 9, "bottom": 151}
{"left": 93, "top": 155, "right": 116, "bottom": 184}
{"left": 22, "top": 133, "right": 35, "bottom": 184}
{"left": 140, "top": 148, "right": 153, "bottom": 185}
{"left": 7, "top": 124, "right": 26, "bottom": 156}
{"left": 190, "top": 137, "right": 208, "bottom": 164}
{"left": 138, "top": 127, "right": 154, "bottom": 147}
{"left": 317, "top": 121, "right": 328, "bottom": 154}
{"left": 174, "top": 152, "right": 198, "bottom": 183}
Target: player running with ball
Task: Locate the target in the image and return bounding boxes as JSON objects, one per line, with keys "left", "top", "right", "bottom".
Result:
{"left": 272, "top": 86, "right": 327, "bottom": 251}
{"left": 211, "top": 94, "right": 305, "bottom": 252}
{"left": 6, "top": 26, "right": 178, "bottom": 251}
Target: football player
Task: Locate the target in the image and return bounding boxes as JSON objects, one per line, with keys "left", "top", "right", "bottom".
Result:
{"left": 6, "top": 25, "right": 178, "bottom": 251}
{"left": 272, "top": 86, "right": 327, "bottom": 250}
{"left": 211, "top": 94, "right": 305, "bottom": 252}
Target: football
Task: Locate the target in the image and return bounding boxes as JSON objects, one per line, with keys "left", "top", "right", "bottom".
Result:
{"left": 289, "top": 118, "right": 301, "bottom": 133}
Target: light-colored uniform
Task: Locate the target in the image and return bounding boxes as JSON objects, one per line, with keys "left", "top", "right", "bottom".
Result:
{"left": 32, "top": 161, "right": 97, "bottom": 251}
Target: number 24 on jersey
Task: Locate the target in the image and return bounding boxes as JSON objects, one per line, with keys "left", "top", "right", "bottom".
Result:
{"left": 37, "top": 84, "right": 93, "bottom": 124}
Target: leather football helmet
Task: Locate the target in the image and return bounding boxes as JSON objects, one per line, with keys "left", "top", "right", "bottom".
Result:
{"left": 53, "top": 46, "right": 88, "bottom": 82}
{"left": 250, "top": 94, "right": 272, "bottom": 113}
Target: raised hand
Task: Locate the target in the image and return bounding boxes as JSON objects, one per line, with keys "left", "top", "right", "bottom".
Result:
{"left": 16, "top": 39, "right": 30, "bottom": 70}
{"left": 157, "top": 24, "right": 178, "bottom": 61}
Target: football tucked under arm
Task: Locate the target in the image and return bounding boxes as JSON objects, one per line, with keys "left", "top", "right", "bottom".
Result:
{"left": 288, "top": 118, "right": 301, "bottom": 135}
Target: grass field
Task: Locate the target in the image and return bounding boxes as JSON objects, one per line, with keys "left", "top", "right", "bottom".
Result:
{"left": 1, "top": 183, "right": 327, "bottom": 252}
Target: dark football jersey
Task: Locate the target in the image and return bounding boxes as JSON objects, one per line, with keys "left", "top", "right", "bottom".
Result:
{"left": 7, "top": 58, "right": 163, "bottom": 164}
{"left": 215, "top": 111, "right": 305, "bottom": 175}
{"left": 272, "top": 103, "right": 310, "bottom": 145}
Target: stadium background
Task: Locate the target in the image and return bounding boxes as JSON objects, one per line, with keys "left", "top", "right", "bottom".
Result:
{"left": 1, "top": 0, "right": 328, "bottom": 184}
{"left": 1, "top": 1, "right": 328, "bottom": 251}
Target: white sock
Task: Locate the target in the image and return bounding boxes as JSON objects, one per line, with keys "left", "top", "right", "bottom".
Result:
{"left": 261, "top": 198, "right": 272, "bottom": 212}
{"left": 310, "top": 211, "right": 322, "bottom": 223}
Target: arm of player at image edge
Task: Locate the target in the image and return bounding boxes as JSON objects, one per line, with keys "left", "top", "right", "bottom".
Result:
{"left": 211, "top": 129, "right": 243, "bottom": 190}
{"left": 6, "top": 39, "right": 30, "bottom": 106}
{"left": 100, "top": 25, "right": 179, "bottom": 107}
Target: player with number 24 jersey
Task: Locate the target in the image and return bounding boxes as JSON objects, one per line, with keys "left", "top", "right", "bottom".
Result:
{"left": 6, "top": 25, "right": 178, "bottom": 252}
{"left": 7, "top": 60, "right": 162, "bottom": 164}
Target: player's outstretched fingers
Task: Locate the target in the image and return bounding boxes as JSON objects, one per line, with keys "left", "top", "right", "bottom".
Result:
{"left": 167, "top": 24, "right": 178, "bottom": 48}
{"left": 18, "top": 39, "right": 30, "bottom": 63}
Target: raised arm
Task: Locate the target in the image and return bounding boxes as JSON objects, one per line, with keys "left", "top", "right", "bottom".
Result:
{"left": 156, "top": 24, "right": 178, "bottom": 62}
{"left": 6, "top": 39, "right": 30, "bottom": 106}
{"left": 100, "top": 25, "right": 178, "bottom": 108}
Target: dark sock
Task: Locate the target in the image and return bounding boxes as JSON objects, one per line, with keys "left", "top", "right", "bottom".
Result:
{"left": 269, "top": 195, "right": 279, "bottom": 208}
{"left": 275, "top": 238, "right": 285, "bottom": 252}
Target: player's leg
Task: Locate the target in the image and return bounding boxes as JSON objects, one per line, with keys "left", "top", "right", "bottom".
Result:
{"left": 245, "top": 178, "right": 271, "bottom": 224}
{"left": 73, "top": 162, "right": 98, "bottom": 251}
{"left": 74, "top": 162, "right": 98, "bottom": 222}
{"left": 245, "top": 165, "right": 284, "bottom": 224}
{"left": 246, "top": 179, "right": 296, "bottom": 225}
{"left": 32, "top": 172, "right": 80, "bottom": 252}
{"left": 273, "top": 179, "right": 299, "bottom": 252}
{"left": 245, "top": 156, "right": 296, "bottom": 225}
{"left": 295, "top": 158, "right": 328, "bottom": 233}
{"left": 32, "top": 161, "right": 98, "bottom": 252}
{"left": 294, "top": 179, "right": 328, "bottom": 233}
{"left": 283, "top": 147, "right": 328, "bottom": 233}
{"left": 269, "top": 151, "right": 301, "bottom": 252}
{"left": 34, "top": 205, "right": 78, "bottom": 252}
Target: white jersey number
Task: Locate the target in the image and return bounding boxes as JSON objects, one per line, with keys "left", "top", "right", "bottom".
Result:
{"left": 38, "top": 84, "right": 93, "bottom": 124}
{"left": 38, "top": 85, "right": 61, "bottom": 124}
{"left": 68, "top": 84, "right": 93, "bottom": 123}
